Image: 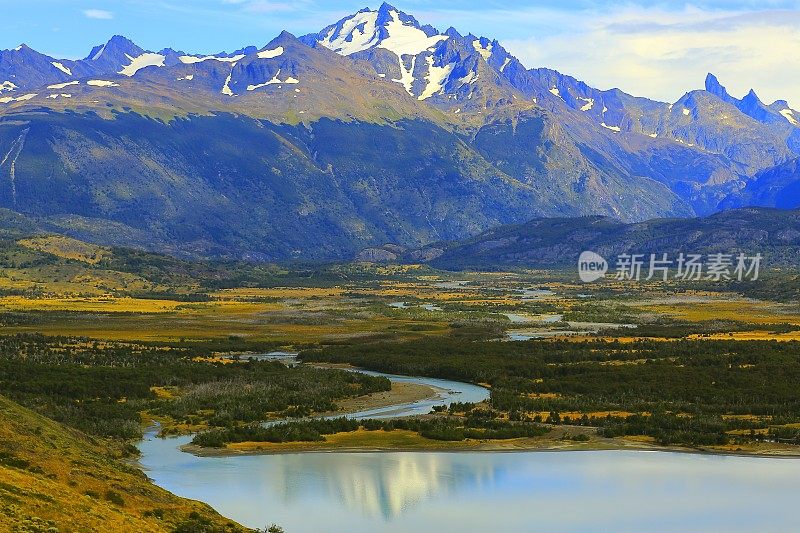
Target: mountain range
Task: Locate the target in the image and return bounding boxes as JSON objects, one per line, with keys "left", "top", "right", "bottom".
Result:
{"left": 0, "top": 2, "right": 798, "bottom": 260}
{"left": 393, "top": 207, "right": 800, "bottom": 270}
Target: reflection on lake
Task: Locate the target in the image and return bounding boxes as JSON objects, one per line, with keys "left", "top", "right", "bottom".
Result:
{"left": 137, "top": 366, "right": 799, "bottom": 532}
{"left": 138, "top": 443, "right": 800, "bottom": 532}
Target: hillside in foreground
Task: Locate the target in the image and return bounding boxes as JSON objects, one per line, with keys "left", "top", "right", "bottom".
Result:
{"left": 0, "top": 395, "right": 248, "bottom": 532}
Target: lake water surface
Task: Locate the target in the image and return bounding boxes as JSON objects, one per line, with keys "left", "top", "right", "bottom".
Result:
{"left": 138, "top": 444, "right": 800, "bottom": 532}
{"left": 137, "top": 368, "right": 800, "bottom": 532}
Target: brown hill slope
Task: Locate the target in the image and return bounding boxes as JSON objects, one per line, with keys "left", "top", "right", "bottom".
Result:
{"left": 0, "top": 395, "right": 249, "bottom": 532}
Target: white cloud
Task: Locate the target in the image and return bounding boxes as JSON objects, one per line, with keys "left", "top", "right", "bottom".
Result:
{"left": 83, "top": 9, "right": 114, "bottom": 20}
{"left": 498, "top": 6, "right": 800, "bottom": 109}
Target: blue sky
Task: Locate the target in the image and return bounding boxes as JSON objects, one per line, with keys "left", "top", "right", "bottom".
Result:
{"left": 2, "top": 1, "right": 799, "bottom": 107}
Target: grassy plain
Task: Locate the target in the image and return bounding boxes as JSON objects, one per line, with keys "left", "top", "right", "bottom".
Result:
{"left": 1, "top": 227, "right": 798, "bottom": 346}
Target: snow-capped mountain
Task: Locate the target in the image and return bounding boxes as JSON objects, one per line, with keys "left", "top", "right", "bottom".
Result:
{"left": 301, "top": 2, "right": 521, "bottom": 112}
{"left": 0, "top": 3, "right": 797, "bottom": 261}
{"left": 298, "top": 4, "right": 798, "bottom": 171}
{"left": 303, "top": 3, "right": 451, "bottom": 99}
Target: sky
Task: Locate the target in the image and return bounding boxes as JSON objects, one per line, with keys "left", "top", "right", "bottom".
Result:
{"left": 1, "top": 0, "right": 798, "bottom": 107}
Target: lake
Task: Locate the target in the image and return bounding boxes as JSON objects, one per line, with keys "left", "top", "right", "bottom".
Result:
{"left": 137, "top": 368, "right": 800, "bottom": 532}
{"left": 138, "top": 442, "right": 800, "bottom": 532}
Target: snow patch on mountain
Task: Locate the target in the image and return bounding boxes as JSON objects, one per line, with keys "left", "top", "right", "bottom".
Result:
{"left": 392, "top": 55, "right": 416, "bottom": 95}
{"left": 780, "top": 109, "right": 798, "bottom": 126}
{"left": 119, "top": 53, "right": 165, "bottom": 76}
{"left": 380, "top": 10, "right": 447, "bottom": 56}
{"left": 248, "top": 76, "right": 281, "bottom": 91}
{"left": 51, "top": 62, "right": 72, "bottom": 76}
{"left": 179, "top": 54, "right": 244, "bottom": 64}
{"left": 418, "top": 56, "right": 454, "bottom": 100}
{"left": 601, "top": 122, "right": 621, "bottom": 132}
{"left": 458, "top": 70, "right": 478, "bottom": 85}
{"left": 47, "top": 81, "right": 79, "bottom": 89}
{"left": 0, "top": 81, "right": 17, "bottom": 93}
{"left": 247, "top": 69, "right": 299, "bottom": 91}
{"left": 549, "top": 87, "right": 561, "bottom": 98}
{"left": 319, "top": 10, "right": 380, "bottom": 55}
{"left": 87, "top": 80, "right": 119, "bottom": 87}
{"left": 257, "top": 46, "right": 284, "bottom": 59}
{"left": 579, "top": 97, "right": 594, "bottom": 111}
{"left": 472, "top": 39, "right": 492, "bottom": 61}
{"left": 221, "top": 63, "right": 238, "bottom": 96}
{"left": 91, "top": 45, "right": 106, "bottom": 61}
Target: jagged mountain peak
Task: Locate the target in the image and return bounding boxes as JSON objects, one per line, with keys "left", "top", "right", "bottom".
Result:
{"left": 301, "top": 4, "right": 525, "bottom": 105}
{"left": 266, "top": 30, "right": 300, "bottom": 48}
{"left": 376, "top": 2, "right": 399, "bottom": 16}
{"left": 108, "top": 34, "right": 138, "bottom": 46}
{"left": 305, "top": 4, "right": 446, "bottom": 57}
{"left": 743, "top": 88, "right": 760, "bottom": 101}
{"left": 85, "top": 34, "right": 144, "bottom": 61}
{"left": 697, "top": 74, "right": 795, "bottom": 128}
{"left": 85, "top": 35, "right": 143, "bottom": 57}
{"left": 704, "top": 72, "right": 730, "bottom": 100}
{"left": 444, "top": 27, "right": 463, "bottom": 39}
{"left": 3, "top": 43, "right": 45, "bottom": 57}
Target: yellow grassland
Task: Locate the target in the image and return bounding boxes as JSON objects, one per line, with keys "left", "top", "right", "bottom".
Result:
{"left": 0, "top": 395, "right": 246, "bottom": 532}
{"left": 1, "top": 259, "right": 797, "bottom": 346}
{"left": 688, "top": 331, "right": 800, "bottom": 341}
{"left": 528, "top": 410, "right": 642, "bottom": 420}
{"left": 213, "top": 286, "right": 345, "bottom": 299}
{"left": 0, "top": 296, "right": 283, "bottom": 314}
{"left": 634, "top": 299, "right": 800, "bottom": 325}
{"left": 0, "top": 265, "right": 156, "bottom": 296}
{"left": 18, "top": 235, "right": 111, "bottom": 264}
{"left": 225, "top": 430, "right": 471, "bottom": 452}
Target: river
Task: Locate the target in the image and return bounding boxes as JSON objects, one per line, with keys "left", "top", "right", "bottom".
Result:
{"left": 137, "top": 365, "right": 800, "bottom": 532}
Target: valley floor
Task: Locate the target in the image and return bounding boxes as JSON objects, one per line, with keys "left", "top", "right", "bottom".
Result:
{"left": 2, "top": 237, "right": 800, "bottom": 529}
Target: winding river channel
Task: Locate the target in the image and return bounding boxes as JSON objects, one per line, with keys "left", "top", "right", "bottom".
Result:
{"left": 138, "top": 363, "right": 800, "bottom": 532}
